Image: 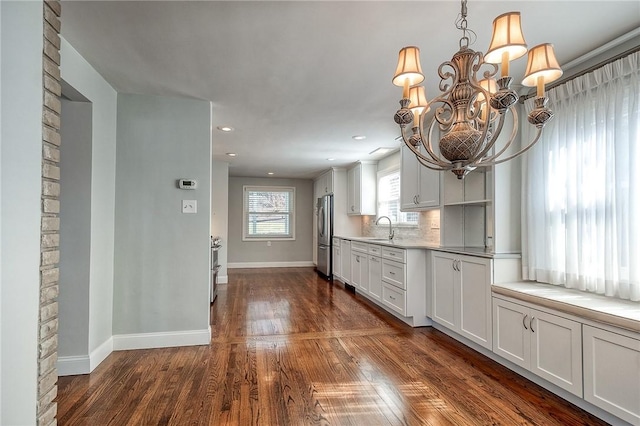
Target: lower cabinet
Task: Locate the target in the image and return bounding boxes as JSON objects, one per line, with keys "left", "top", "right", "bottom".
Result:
{"left": 493, "top": 296, "right": 583, "bottom": 397}
{"left": 340, "top": 239, "right": 351, "bottom": 284}
{"left": 368, "top": 249, "right": 382, "bottom": 302}
{"left": 332, "top": 239, "right": 341, "bottom": 280}
{"left": 432, "top": 251, "right": 492, "bottom": 349}
{"left": 583, "top": 325, "right": 640, "bottom": 425}
{"left": 351, "top": 243, "right": 369, "bottom": 293}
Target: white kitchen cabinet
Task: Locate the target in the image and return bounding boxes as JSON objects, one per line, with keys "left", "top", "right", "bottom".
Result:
{"left": 400, "top": 144, "right": 440, "bottom": 210}
{"left": 340, "top": 239, "right": 351, "bottom": 284}
{"left": 347, "top": 162, "right": 376, "bottom": 215}
{"left": 583, "top": 325, "right": 640, "bottom": 424}
{"left": 351, "top": 242, "right": 369, "bottom": 293}
{"left": 431, "top": 251, "right": 493, "bottom": 349}
{"left": 315, "top": 169, "right": 334, "bottom": 197}
{"left": 332, "top": 237, "right": 342, "bottom": 281}
{"left": 493, "top": 297, "right": 583, "bottom": 397}
{"left": 368, "top": 247, "right": 382, "bottom": 301}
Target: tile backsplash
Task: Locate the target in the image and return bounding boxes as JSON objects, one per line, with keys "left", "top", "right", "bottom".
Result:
{"left": 361, "top": 209, "right": 441, "bottom": 245}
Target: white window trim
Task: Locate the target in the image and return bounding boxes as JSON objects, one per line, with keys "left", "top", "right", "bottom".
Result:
{"left": 242, "top": 185, "right": 296, "bottom": 241}
{"left": 376, "top": 167, "right": 418, "bottom": 227}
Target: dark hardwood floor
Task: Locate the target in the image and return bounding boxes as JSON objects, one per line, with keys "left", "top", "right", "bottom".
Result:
{"left": 57, "top": 267, "right": 607, "bottom": 425}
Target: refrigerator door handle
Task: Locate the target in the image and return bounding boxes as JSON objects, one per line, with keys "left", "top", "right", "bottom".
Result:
{"left": 318, "top": 204, "right": 325, "bottom": 239}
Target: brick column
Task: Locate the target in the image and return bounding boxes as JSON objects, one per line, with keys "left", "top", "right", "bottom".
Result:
{"left": 38, "top": 1, "right": 61, "bottom": 425}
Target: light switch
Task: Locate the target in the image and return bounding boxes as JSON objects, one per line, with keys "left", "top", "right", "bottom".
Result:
{"left": 182, "top": 200, "right": 197, "bottom": 214}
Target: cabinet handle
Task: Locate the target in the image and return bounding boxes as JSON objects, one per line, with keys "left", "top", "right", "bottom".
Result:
{"left": 389, "top": 295, "right": 396, "bottom": 300}
{"left": 416, "top": 194, "right": 420, "bottom": 204}
{"left": 523, "top": 314, "right": 529, "bottom": 330}
{"left": 389, "top": 271, "right": 395, "bottom": 275}
{"left": 356, "top": 256, "right": 360, "bottom": 263}
{"left": 351, "top": 206, "right": 354, "bottom": 211}
{"left": 413, "top": 195, "right": 418, "bottom": 204}
{"left": 530, "top": 317, "right": 535, "bottom": 332}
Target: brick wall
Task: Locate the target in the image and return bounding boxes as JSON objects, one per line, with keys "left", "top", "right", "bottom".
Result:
{"left": 39, "top": 1, "right": 61, "bottom": 425}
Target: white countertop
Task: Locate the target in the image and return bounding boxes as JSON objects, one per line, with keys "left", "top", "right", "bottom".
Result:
{"left": 333, "top": 235, "right": 521, "bottom": 259}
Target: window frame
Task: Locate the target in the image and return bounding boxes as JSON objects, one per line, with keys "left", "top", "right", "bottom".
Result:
{"left": 376, "top": 167, "right": 418, "bottom": 227}
{"left": 242, "top": 185, "right": 296, "bottom": 241}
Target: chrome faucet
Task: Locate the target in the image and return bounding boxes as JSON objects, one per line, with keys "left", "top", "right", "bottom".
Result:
{"left": 375, "top": 216, "right": 394, "bottom": 241}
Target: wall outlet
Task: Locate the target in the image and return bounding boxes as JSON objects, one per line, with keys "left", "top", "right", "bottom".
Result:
{"left": 430, "top": 219, "right": 440, "bottom": 229}
{"left": 267, "top": 241, "right": 272, "bottom": 247}
{"left": 182, "top": 200, "right": 197, "bottom": 214}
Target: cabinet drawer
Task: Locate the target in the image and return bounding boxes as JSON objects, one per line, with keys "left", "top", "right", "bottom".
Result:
{"left": 351, "top": 241, "right": 368, "bottom": 253}
{"left": 382, "top": 259, "right": 406, "bottom": 289}
{"left": 382, "top": 283, "right": 406, "bottom": 315}
{"left": 368, "top": 244, "right": 381, "bottom": 255}
{"left": 382, "top": 247, "right": 406, "bottom": 263}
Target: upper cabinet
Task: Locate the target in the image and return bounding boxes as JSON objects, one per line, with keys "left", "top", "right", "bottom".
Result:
{"left": 400, "top": 144, "right": 440, "bottom": 210}
{"left": 347, "top": 162, "right": 376, "bottom": 216}
{"left": 315, "top": 169, "right": 334, "bottom": 198}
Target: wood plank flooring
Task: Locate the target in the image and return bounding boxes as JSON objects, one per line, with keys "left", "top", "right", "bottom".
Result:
{"left": 57, "top": 267, "right": 607, "bottom": 425}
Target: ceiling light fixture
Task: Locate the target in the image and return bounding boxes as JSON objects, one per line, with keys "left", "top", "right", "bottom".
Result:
{"left": 217, "top": 126, "right": 234, "bottom": 132}
{"left": 369, "top": 147, "right": 393, "bottom": 156}
{"left": 327, "top": 158, "right": 336, "bottom": 161}
{"left": 393, "top": 0, "right": 562, "bottom": 179}
{"left": 226, "top": 152, "right": 237, "bottom": 157}
{"left": 267, "top": 172, "right": 274, "bottom": 175}
{"left": 352, "top": 135, "right": 367, "bottom": 141}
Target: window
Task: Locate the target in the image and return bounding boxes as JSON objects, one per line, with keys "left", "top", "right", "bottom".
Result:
{"left": 243, "top": 186, "right": 295, "bottom": 240}
{"left": 377, "top": 169, "right": 418, "bottom": 225}
{"left": 522, "top": 51, "right": 639, "bottom": 302}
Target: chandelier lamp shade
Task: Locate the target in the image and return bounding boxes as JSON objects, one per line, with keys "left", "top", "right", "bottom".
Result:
{"left": 392, "top": 0, "right": 563, "bottom": 179}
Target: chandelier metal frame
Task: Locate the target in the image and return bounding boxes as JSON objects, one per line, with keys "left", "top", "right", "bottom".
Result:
{"left": 393, "top": 0, "right": 561, "bottom": 179}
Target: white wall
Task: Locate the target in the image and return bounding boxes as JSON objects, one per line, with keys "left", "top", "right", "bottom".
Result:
{"left": 0, "top": 2, "right": 43, "bottom": 423}
{"left": 59, "top": 37, "right": 118, "bottom": 372}
{"left": 58, "top": 99, "right": 92, "bottom": 363}
{"left": 228, "top": 177, "right": 314, "bottom": 266}
{"left": 211, "top": 160, "right": 229, "bottom": 282}
{"left": 113, "top": 94, "right": 211, "bottom": 345}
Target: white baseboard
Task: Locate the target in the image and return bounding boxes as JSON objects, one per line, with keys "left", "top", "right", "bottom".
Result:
{"left": 227, "top": 261, "right": 314, "bottom": 269}
{"left": 112, "top": 327, "right": 211, "bottom": 351}
{"left": 57, "top": 355, "right": 90, "bottom": 376}
{"left": 90, "top": 337, "right": 113, "bottom": 371}
{"left": 57, "top": 337, "right": 114, "bottom": 376}
{"left": 219, "top": 275, "right": 228, "bottom": 284}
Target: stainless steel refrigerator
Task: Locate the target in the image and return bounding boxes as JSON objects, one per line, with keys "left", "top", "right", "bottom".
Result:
{"left": 316, "top": 194, "right": 333, "bottom": 278}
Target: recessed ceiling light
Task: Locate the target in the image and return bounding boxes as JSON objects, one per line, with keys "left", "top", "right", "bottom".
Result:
{"left": 217, "top": 126, "right": 234, "bottom": 132}
{"left": 267, "top": 172, "right": 274, "bottom": 175}
{"left": 327, "top": 158, "right": 335, "bottom": 161}
{"left": 352, "top": 135, "right": 366, "bottom": 140}
{"left": 226, "top": 152, "right": 237, "bottom": 157}
{"left": 369, "top": 147, "right": 393, "bottom": 155}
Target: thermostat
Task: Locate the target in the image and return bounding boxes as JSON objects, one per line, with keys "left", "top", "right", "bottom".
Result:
{"left": 178, "top": 179, "right": 197, "bottom": 189}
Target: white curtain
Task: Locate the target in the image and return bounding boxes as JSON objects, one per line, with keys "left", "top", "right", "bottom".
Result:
{"left": 522, "top": 51, "right": 640, "bottom": 302}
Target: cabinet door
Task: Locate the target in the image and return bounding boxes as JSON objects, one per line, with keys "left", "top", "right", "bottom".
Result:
{"left": 583, "top": 325, "right": 640, "bottom": 425}
{"left": 358, "top": 254, "right": 369, "bottom": 292}
{"left": 351, "top": 252, "right": 363, "bottom": 289}
{"left": 333, "top": 244, "right": 341, "bottom": 279}
{"left": 432, "top": 252, "right": 457, "bottom": 329}
{"left": 368, "top": 255, "right": 382, "bottom": 301}
{"left": 492, "top": 298, "right": 530, "bottom": 370}
{"left": 347, "top": 167, "right": 356, "bottom": 214}
{"left": 416, "top": 166, "right": 440, "bottom": 208}
{"left": 530, "top": 310, "right": 583, "bottom": 397}
{"left": 400, "top": 145, "right": 420, "bottom": 211}
{"left": 340, "top": 240, "right": 351, "bottom": 284}
{"left": 459, "top": 256, "right": 492, "bottom": 349}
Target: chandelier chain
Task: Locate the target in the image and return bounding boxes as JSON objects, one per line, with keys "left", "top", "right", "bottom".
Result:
{"left": 455, "top": 0, "right": 476, "bottom": 49}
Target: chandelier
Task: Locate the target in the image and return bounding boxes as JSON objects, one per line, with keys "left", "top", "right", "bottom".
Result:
{"left": 393, "top": 0, "right": 563, "bottom": 179}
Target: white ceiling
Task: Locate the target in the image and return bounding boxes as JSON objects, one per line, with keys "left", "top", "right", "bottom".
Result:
{"left": 60, "top": 1, "right": 640, "bottom": 179}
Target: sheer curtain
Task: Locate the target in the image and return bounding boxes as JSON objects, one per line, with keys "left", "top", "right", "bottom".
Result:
{"left": 521, "top": 51, "right": 639, "bottom": 302}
